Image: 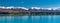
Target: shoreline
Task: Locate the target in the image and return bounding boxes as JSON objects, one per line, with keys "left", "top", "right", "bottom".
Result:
{"left": 0, "top": 12, "right": 60, "bottom": 15}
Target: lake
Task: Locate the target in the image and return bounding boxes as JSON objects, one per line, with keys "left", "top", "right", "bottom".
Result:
{"left": 0, "top": 15, "right": 60, "bottom": 23}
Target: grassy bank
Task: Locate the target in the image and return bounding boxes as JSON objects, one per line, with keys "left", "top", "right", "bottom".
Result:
{"left": 9, "top": 12, "right": 60, "bottom": 15}
{"left": 0, "top": 12, "right": 60, "bottom": 15}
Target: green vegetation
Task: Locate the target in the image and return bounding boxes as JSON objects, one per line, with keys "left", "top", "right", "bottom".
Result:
{"left": 0, "top": 12, "right": 60, "bottom": 15}
{"left": 9, "top": 12, "right": 60, "bottom": 15}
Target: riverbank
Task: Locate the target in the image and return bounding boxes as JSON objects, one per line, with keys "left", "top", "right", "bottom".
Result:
{"left": 0, "top": 12, "right": 60, "bottom": 15}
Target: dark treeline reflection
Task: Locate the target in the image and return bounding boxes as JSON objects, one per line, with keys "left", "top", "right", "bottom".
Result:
{"left": 0, "top": 14, "right": 60, "bottom": 16}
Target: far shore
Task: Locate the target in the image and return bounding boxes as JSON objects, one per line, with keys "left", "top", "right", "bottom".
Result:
{"left": 0, "top": 12, "right": 60, "bottom": 15}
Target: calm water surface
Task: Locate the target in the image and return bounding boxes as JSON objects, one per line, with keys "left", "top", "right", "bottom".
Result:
{"left": 0, "top": 15, "right": 60, "bottom": 23}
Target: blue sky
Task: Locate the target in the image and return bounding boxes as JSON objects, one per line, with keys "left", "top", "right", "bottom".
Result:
{"left": 0, "top": 0, "right": 60, "bottom": 8}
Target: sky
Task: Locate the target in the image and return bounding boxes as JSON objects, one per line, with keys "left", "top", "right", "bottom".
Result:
{"left": 0, "top": 0, "right": 60, "bottom": 8}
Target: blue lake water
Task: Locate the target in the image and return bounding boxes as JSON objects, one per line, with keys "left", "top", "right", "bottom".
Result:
{"left": 0, "top": 15, "right": 60, "bottom": 23}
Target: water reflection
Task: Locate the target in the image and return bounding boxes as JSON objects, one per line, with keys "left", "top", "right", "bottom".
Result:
{"left": 0, "top": 15, "right": 60, "bottom": 23}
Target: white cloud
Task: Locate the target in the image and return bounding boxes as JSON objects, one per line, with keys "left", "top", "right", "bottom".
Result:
{"left": 31, "top": 7, "right": 40, "bottom": 9}
{"left": 17, "top": 7, "right": 28, "bottom": 10}
{"left": 47, "top": 8, "right": 52, "bottom": 10}
{"left": 0, "top": 6, "right": 59, "bottom": 10}
{"left": 6, "top": 6, "right": 15, "bottom": 9}
{"left": 0, "top": 6, "right": 5, "bottom": 8}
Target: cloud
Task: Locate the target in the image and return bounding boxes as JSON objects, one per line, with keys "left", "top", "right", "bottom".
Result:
{"left": 31, "top": 7, "right": 40, "bottom": 9}
{"left": 0, "top": 6, "right": 59, "bottom": 10}
{"left": 17, "top": 7, "right": 28, "bottom": 10}
{"left": 6, "top": 6, "right": 15, "bottom": 9}
{"left": 0, "top": 6, "right": 5, "bottom": 8}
